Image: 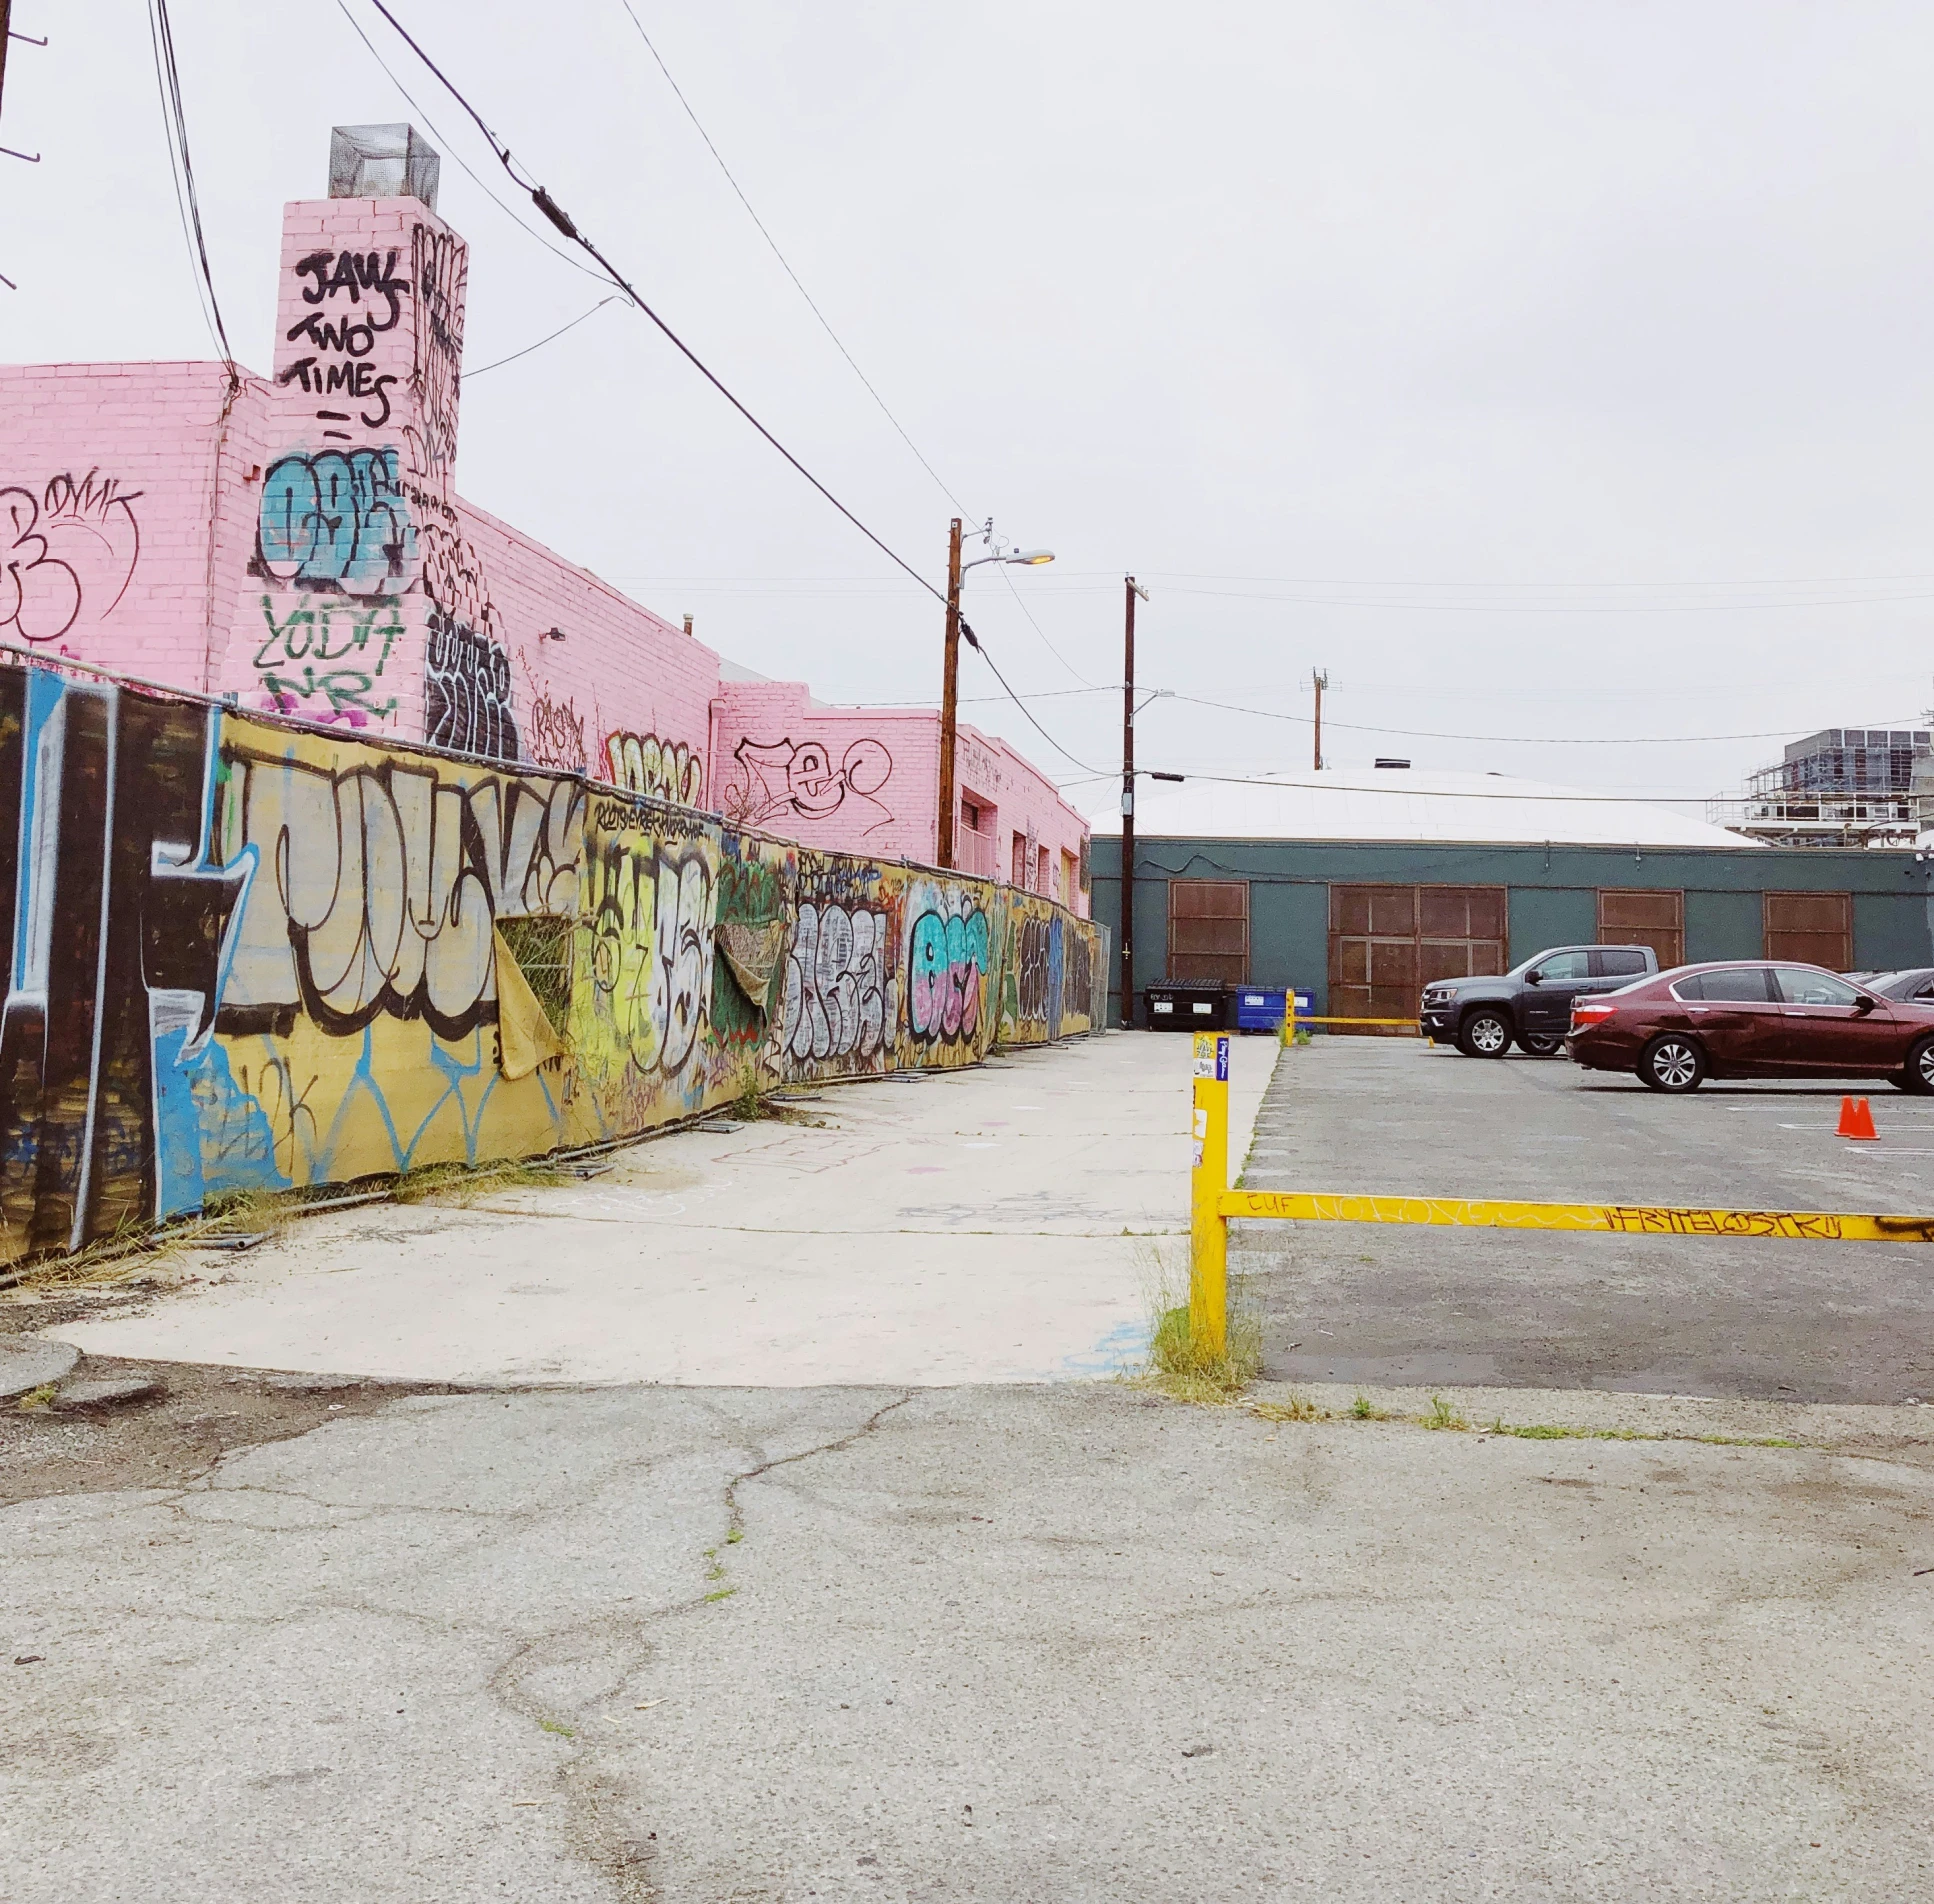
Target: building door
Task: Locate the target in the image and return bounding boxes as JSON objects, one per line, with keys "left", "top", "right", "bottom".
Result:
{"left": 1330, "top": 885, "right": 1506, "bottom": 1030}
{"left": 1764, "top": 891, "right": 1852, "bottom": 971}
{"left": 1597, "top": 889, "right": 1684, "bottom": 969}
{"left": 1167, "top": 880, "right": 1249, "bottom": 985}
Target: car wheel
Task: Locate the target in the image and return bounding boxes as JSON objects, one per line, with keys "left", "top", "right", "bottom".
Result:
{"left": 1638, "top": 1034, "right": 1705, "bottom": 1093}
{"left": 1518, "top": 1032, "right": 1565, "bottom": 1057}
{"left": 1457, "top": 1009, "right": 1512, "bottom": 1059}
{"left": 1899, "top": 1037, "right": 1934, "bottom": 1095}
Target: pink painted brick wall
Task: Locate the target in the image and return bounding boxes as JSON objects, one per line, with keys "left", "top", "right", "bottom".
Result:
{"left": 711, "top": 682, "right": 940, "bottom": 861}
{"left": 0, "top": 361, "right": 242, "bottom": 689}
{"left": 2, "top": 180, "right": 1084, "bottom": 887}
{"left": 710, "top": 682, "right": 1090, "bottom": 912}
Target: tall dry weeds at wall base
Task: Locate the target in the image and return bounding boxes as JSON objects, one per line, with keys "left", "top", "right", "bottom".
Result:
{"left": 0, "top": 661, "right": 1110, "bottom": 1269}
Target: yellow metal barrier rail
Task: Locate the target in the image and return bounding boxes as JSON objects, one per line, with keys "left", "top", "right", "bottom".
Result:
{"left": 1186, "top": 1032, "right": 1934, "bottom": 1350}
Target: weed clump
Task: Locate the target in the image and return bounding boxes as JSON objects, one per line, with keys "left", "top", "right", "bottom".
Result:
{"left": 1421, "top": 1394, "right": 1470, "bottom": 1432}
{"left": 1253, "top": 1392, "right": 1328, "bottom": 1423}
{"left": 1143, "top": 1300, "right": 1262, "bottom": 1405}
{"left": 1349, "top": 1394, "right": 1394, "bottom": 1421}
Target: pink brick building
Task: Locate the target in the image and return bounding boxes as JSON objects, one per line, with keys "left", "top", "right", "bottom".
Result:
{"left": 0, "top": 125, "right": 1088, "bottom": 911}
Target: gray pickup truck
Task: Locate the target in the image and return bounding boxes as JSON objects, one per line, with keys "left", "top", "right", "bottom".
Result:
{"left": 1420, "top": 944, "right": 1660, "bottom": 1057}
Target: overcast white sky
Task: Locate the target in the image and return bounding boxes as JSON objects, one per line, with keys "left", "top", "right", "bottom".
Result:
{"left": 6, "top": 2, "right": 1934, "bottom": 814}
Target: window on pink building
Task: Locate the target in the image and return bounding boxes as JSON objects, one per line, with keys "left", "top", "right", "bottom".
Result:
{"left": 1011, "top": 833, "right": 1026, "bottom": 885}
{"left": 1037, "top": 845, "right": 1050, "bottom": 895}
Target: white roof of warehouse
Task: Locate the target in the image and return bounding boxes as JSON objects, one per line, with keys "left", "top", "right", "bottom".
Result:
{"left": 1089, "top": 768, "right": 1761, "bottom": 849}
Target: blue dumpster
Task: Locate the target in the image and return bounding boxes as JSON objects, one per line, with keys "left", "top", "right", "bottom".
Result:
{"left": 1234, "top": 987, "right": 1287, "bottom": 1033}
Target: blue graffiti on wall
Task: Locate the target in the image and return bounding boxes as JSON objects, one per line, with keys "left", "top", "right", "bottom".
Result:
{"left": 256, "top": 448, "right": 411, "bottom": 595}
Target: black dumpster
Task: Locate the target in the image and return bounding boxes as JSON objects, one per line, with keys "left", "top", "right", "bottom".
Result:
{"left": 1143, "top": 983, "right": 1228, "bottom": 1031}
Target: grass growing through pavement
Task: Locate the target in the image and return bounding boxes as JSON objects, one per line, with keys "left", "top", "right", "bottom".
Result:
{"left": 1144, "top": 1299, "right": 1264, "bottom": 1403}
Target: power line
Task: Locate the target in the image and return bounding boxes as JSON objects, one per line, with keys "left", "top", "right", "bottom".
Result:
{"left": 956, "top": 620, "right": 1102, "bottom": 775}
{"left": 611, "top": 10, "right": 1100, "bottom": 696}
{"left": 1138, "top": 569, "right": 1934, "bottom": 589}
{"left": 365, "top": 0, "right": 944, "bottom": 605}
{"left": 615, "top": 0, "right": 973, "bottom": 520}
{"left": 337, "top": 1, "right": 615, "bottom": 285}
{"left": 146, "top": 0, "right": 235, "bottom": 376}
{"left": 1157, "top": 694, "right": 1930, "bottom": 747}
{"left": 466, "top": 294, "right": 621, "bottom": 377}
{"left": 1155, "top": 584, "right": 1934, "bottom": 614}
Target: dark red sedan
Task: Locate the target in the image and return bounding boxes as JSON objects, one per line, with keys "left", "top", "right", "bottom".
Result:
{"left": 1567, "top": 961, "right": 1934, "bottom": 1093}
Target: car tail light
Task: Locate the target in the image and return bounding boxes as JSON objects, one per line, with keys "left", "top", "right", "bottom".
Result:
{"left": 1571, "top": 1000, "right": 1617, "bottom": 1027}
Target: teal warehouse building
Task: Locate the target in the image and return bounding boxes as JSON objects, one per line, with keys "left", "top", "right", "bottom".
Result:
{"left": 1087, "top": 768, "right": 1934, "bottom": 1026}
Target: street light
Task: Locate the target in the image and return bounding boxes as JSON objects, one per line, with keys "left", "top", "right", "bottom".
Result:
{"left": 938, "top": 519, "right": 1055, "bottom": 870}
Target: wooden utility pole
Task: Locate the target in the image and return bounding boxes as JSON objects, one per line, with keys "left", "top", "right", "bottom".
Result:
{"left": 936, "top": 517, "right": 964, "bottom": 868}
{"left": 1120, "top": 576, "right": 1147, "bottom": 1027}
{"left": 1312, "top": 667, "right": 1328, "bottom": 771}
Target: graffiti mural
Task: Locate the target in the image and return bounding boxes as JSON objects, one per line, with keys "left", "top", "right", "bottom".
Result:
{"left": 255, "top": 449, "right": 410, "bottom": 596}
{"left": 0, "top": 657, "right": 1102, "bottom": 1268}
{"left": 569, "top": 795, "right": 720, "bottom": 1136}
{"left": 724, "top": 735, "right": 892, "bottom": 836}
{"left": 907, "top": 891, "right": 992, "bottom": 1053}
{"left": 0, "top": 669, "right": 246, "bottom": 1257}
{"left": 604, "top": 731, "right": 704, "bottom": 808}
{"left": 251, "top": 592, "right": 404, "bottom": 727}
{"left": 218, "top": 734, "right": 581, "bottom": 1040}
{"left": 784, "top": 900, "right": 894, "bottom": 1067}
{"left": 1, "top": 471, "right": 143, "bottom": 644}
{"left": 425, "top": 620, "right": 519, "bottom": 762}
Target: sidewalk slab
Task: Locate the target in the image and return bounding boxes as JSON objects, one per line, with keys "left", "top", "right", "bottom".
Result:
{"left": 50, "top": 1032, "right": 1275, "bottom": 1386}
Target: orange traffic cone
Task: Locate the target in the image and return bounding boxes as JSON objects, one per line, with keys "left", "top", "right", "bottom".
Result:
{"left": 1837, "top": 1096, "right": 1878, "bottom": 1141}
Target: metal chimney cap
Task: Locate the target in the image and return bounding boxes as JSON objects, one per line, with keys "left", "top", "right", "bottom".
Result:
{"left": 329, "top": 124, "right": 441, "bottom": 210}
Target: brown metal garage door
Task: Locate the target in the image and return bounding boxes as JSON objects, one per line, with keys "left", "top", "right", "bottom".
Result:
{"left": 1167, "top": 879, "right": 1250, "bottom": 985}
{"left": 1764, "top": 891, "right": 1851, "bottom": 971}
{"left": 1597, "top": 889, "right": 1684, "bottom": 969}
{"left": 1330, "top": 885, "right": 1507, "bottom": 1031}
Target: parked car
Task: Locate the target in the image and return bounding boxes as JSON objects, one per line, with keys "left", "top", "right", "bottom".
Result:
{"left": 1850, "top": 967, "right": 1934, "bottom": 1004}
{"left": 1567, "top": 961, "right": 1934, "bottom": 1092}
{"left": 1421, "top": 944, "right": 1659, "bottom": 1058}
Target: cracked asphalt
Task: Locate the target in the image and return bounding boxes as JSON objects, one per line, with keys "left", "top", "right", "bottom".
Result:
{"left": 7, "top": 1381, "right": 1934, "bottom": 1901}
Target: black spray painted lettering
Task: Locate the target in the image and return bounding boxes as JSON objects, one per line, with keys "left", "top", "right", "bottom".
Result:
{"left": 275, "top": 359, "right": 399, "bottom": 430}
{"left": 293, "top": 249, "right": 409, "bottom": 330}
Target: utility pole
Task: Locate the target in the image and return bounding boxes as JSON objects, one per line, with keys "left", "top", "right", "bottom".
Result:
{"left": 1312, "top": 667, "right": 1328, "bottom": 771}
{"left": 936, "top": 517, "right": 964, "bottom": 869}
{"left": 1120, "top": 576, "right": 1148, "bottom": 1027}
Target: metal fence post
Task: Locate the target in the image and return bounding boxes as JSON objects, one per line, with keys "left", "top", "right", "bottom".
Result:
{"left": 1190, "top": 1031, "right": 1230, "bottom": 1354}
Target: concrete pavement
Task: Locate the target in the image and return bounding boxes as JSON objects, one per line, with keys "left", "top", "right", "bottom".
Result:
{"left": 50, "top": 1031, "right": 1274, "bottom": 1386}
{"left": 7, "top": 1383, "right": 1931, "bottom": 1902}
{"left": 1242, "top": 1039, "right": 1934, "bottom": 1403}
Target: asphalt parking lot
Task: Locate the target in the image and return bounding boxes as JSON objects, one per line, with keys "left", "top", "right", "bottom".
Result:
{"left": 1238, "top": 1037, "right": 1934, "bottom": 1403}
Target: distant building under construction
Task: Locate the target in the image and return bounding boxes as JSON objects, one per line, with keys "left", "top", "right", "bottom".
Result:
{"left": 1709, "top": 727, "right": 1933, "bottom": 847}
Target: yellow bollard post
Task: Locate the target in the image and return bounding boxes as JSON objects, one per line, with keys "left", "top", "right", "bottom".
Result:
{"left": 1190, "top": 1031, "right": 1230, "bottom": 1356}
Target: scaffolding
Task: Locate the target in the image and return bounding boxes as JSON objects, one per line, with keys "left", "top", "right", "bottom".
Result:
{"left": 1707, "top": 727, "right": 1932, "bottom": 847}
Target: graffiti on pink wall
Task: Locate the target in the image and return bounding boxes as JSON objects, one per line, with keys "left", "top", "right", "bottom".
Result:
{"left": 525, "top": 691, "right": 587, "bottom": 771}
{"left": 605, "top": 731, "right": 704, "bottom": 807}
{"left": 2, "top": 470, "right": 143, "bottom": 644}
{"left": 251, "top": 593, "right": 403, "bottom": 727}
{"left": 724, "top": 735, "right": 893, "bottom": 836}
{"left": 278, "top": 246, "right": 413, "bottom": 437}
